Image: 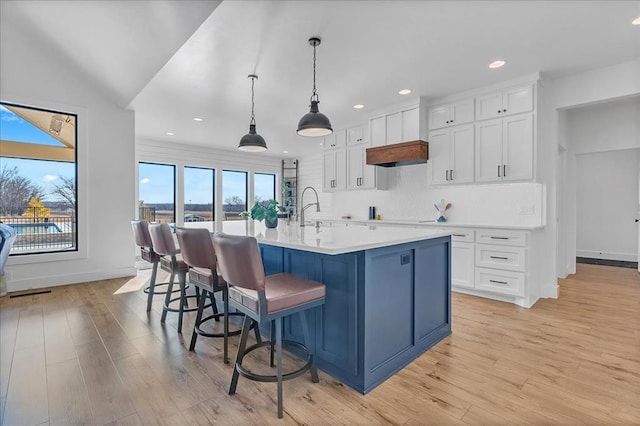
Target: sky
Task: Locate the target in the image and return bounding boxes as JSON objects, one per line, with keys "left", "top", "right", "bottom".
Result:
{"left": 0, "top": 105, "right": 75, "bottom": 200}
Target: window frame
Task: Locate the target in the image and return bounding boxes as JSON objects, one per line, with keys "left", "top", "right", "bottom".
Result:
{"left": 183, "top": 165, "right": 216, "bottom": 222}
{"left": 138, "top": 161, "right": 177, "bottom": 224}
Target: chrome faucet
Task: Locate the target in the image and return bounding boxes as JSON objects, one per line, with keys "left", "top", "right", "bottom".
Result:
{"left": 300, "top": 186, "right": 320, "bottom": 227}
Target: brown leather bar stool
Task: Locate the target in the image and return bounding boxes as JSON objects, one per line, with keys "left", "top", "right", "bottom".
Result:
{"left": 212, "top": 232, "right": 326, "bottom": 419}
{"left": 176, "top": 227, "right": 249, "bottom": 363}
{"left": 148, "top": 223, "right": 198, "bottom": 333}
{"left": 131, "top": 220, "right": 180, "bottom": 312}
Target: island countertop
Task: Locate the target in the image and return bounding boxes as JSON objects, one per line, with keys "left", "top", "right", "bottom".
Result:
{"left": 189, "top": 220, "right": 451, "bottom": 255}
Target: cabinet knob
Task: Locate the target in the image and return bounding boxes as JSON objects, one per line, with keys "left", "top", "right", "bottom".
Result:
{"left": 450, "top": 120, "right": 454, "bottom": 123}
{"left": 497, "top": 110, "right": 501, "bottom": 114}
{"left": 503, "top": 109, "right": 507, "bottom": 113}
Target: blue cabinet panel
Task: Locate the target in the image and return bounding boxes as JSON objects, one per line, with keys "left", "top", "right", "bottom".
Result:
{"left": 259, "top": 244, "right": 283, "bottom": 275}
{"left": 283, "top": 250, "right": 318, "bottom": 345}
{"left": 414, "top": 240, "right": 451, "bottom": 342}
{"left": 364, "top": 248, "right": 415, "bottom": 373}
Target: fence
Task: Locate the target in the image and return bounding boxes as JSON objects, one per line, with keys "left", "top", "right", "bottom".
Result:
{"left": 139, "top": 206, "right": 156, "bottom": 222}
{"left": 1, "top": 209, "right": 76, "bottom": 253}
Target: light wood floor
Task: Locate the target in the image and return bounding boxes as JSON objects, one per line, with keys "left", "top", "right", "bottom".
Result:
{"left": 1, "top": 263, "right": 638, "bottom": 425}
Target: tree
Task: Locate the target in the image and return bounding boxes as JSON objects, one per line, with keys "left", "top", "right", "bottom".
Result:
{"left": 22, "top": 197, "right": 50, "bottom": 218}
{"left": 224, "top": 196, "right": 244, "bottom": 206}
{"left": 49, "top": 176, "right": 76, "bottom": 210}
{"left": 0, "top": 165, "right": 44, "bottom": 215}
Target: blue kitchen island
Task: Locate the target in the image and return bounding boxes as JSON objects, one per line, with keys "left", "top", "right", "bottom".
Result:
{"left": 219, "top": 221, "right": 452, "bottom": 394}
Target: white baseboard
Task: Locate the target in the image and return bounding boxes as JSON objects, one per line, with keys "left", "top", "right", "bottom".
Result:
{"left": 576, "top": 250, "right": 636, "bottom": 262}
{"left": 6, "top": 267, "right": 137, "bottom": 293}
{"left": 539, "top": 283, "right": 559, "bottom": 299}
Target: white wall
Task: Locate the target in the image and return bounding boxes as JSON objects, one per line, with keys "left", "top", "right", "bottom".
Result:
{"left": 2, "top": 17, "right": 136, "bottom": 291}
{"left": 297, "top": 153, "right": 333, "bottom": 218}
{"left": 576, "top": 149, "right": 639, "bottom": 261}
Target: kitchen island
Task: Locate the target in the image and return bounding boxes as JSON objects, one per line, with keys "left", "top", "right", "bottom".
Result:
{"left": 217, "top": 220, "right": 452, "bottom": 394}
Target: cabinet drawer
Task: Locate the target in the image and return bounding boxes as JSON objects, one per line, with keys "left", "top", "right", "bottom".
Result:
{"left": 475, "top": 268, "right": 525, "bottom": 297}
{"left": 476, "top": 244, "right": 525, "bottom": 272}
{"left": 476, "top": 229, "right": 527, "bottom": 247}
{"left": 449, "top": 229, "right": 475, "bottom": 243}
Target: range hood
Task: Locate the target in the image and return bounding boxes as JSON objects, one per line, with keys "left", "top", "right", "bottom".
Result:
{"left": 366, "top": 140, "right": 429, "bottom": 167}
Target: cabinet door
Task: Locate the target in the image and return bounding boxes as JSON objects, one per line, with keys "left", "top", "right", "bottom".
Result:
{"left": 449, "top": 124, "right": 474, "bottom": 183}
{"left": 503, "top": 85, "right": 533, "bottom": 116}
{"left": 452, "top": 242, "right": 474, "bottom": 289}
{"left": 334, "top": 148, "right": 347, "bottom": 190}
{"left": 429, "top": 105, "right": 450, "bottom": 130}
{"left": 323, "top": 150, "right": 336, "bottom": 191}
{"left": 386, "top": 112, "right": 402, "bottom": 144}
{"left": 429, "top": 129, "right": 450, "bottom": 185}
{"left": 450, "top": 99, "right": 474, "bottom": 126}
{"left": 334, "top": 129, "right": 346, "bottom": 148}
{"left": 475, "top": 91, "right": 502, "bottom": 121}
{"left": 361, "top": 157, "right": 378, "bottom": 189}
{"left": 401, "top": 107, "right": 419, "bottom": 141}
{"left": 502, "top": 113, "right": 533, "bottom": 181}
{"left": 347, "top": 145, "right": 363, "bottom": 189}
{"left": 370, "top": 116, "right": 386, "bottom": 147}
{"left": 347, "top": 125, "right": 366, "bottom": 145}
{"left": 475, "top": 119, "right": 502, "bottom": 182}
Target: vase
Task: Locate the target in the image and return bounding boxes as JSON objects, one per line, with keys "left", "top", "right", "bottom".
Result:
{"left": 265, "top": 217, "right": 278, "bottom": 229}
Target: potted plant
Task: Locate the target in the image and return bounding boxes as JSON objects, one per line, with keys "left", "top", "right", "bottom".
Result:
{"left": 250, "top": 199, "right": 286, "bottom": 228}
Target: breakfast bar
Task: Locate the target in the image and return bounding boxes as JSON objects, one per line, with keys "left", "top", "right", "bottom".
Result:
{"left": 218, "top": 221, "right": 452, "bottom": 394}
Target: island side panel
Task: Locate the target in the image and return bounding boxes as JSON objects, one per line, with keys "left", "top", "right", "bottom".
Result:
{"left": 363, "top": 236, "right": 452, "bottom": 393}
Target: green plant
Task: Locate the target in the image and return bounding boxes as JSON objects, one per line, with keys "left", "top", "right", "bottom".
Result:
{"left": 250, "top": 199, "right": 285, "bottom": 223}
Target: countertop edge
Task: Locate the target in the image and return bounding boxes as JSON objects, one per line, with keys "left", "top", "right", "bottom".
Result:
{"left": 312, "top": 217, "right": 545, "bottom": 231}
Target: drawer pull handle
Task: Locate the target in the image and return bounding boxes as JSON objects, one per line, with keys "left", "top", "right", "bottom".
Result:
{"left": 489, "top": 279, "right": 508, "bottom": 285}
{"left": 490, "top": 256, "right": 509, "bottom": 260}
{"left": 452, "top": 234, "right": 466, "bottom": 237}
{"left": 490, "top": 236, "right": 509, "bottom": 240}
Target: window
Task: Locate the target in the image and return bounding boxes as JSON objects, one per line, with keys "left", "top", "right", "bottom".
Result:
{"left": 0, "top": 102, "right": 77, "bottom": 255}
{"left": 138, "top": 162, "right": 175, "bottom": 224}
{"left": 184, "top": 166, "right": 215, "bottom": 223}
{"left": 222, "top": 170, "right": 247, "bottom": 220}
{"left": 254, "top": 172, "right": 276, "bottom": 204}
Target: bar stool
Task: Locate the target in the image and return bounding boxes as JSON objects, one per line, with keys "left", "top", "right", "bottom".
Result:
{"left": 175, "top": 227, "right": 248, "bottom": 363}
{"left": 212, "top": 232, "right": 326, "bottom": 419}
{"left": 131, "top": 220, "right": 180, "bottom": 312}
{"left": 148, "top": 223, "right": 198, "bottom": 333}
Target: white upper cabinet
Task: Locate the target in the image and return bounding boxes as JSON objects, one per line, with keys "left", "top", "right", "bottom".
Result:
{"left": 475, "top": 113, "right": 533, "bottom": 182}
{"left": 323, "top": 129, "right": 346, "bottom": 149}
{"left": 346, "top": 144, "right": 386, "bottom": 190}
{"left": 475, "top": 84, "right": 533, "bottom": 121}
{"left": 323, "top": 148, "right": 346, "bottom": 191}
{"left": 369, "top": 103, "right": 426, "bottom": 147}
{"left": 347, "top": 125, "right": 366, "bottom": 145}
{"left": 430, "top": 124, "right": 474, "bottom": 185}
{"left": 428, "top": 98, "right": 474, "bottom": 130}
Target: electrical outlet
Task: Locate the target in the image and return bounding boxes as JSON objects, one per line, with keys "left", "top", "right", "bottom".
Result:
{"left": 518, "top": 205, "right": 535, "bottom": 215}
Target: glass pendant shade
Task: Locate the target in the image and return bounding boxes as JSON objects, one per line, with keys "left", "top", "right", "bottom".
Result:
{"left": 238, "top": 74, "right": 267, "bottom": 152}
{"left": 297, "top": 100, "right": 333, "bottom": 137}
{"left": 238, "top": 124, "right": 267, "bottom": 152}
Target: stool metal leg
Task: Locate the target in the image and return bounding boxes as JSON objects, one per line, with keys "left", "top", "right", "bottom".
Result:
{"left": 189, "top": 289, "right": 207, "bottom": 351}
{"left": 254, "top": 321, "right": 262, "bottom": 345}
{"left": 147, "top": 261, "right": 159, "bottom": 312}
{"left": 178, "top": 272, "right": 186, "bottom": 333}
{"left": 299, "top": 311, "right": 319, "bottom": 383}
{"left": 275, "top": 317, "right": 283, "bottom": 418}
{"left": 223, "top": 289, "right": 229, "bottom": 363}
{"left": 160, "top": 271, "right": 176, "bottom": 323}
{"left": 229, "top": 316, "right": 252, "bottom": 395}
{"left": 270, "top": 320, "right": 276, "bottom": 368}
{"left": 211, "top": 292, "right": 220, "bottom": 321}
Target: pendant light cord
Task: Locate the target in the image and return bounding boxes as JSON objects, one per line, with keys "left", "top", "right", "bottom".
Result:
{"left": 311, "top": 42, "right": 319, "bottom": 103}
{"left": 250, "top": 75, "right": 256, "bottom": 125}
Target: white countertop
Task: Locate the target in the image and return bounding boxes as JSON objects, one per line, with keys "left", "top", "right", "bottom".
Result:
{"left": 206, "top": 220, "right": 451, "bottom": 255}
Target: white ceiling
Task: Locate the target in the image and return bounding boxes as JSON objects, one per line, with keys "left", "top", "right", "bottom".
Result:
{"left": 3, "top": 1, "right": 640, "bottom": 159}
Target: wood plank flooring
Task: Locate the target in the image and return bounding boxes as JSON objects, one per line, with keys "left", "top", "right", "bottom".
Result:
{"left": 0, "top": 263, "right": 638, "bottom": 425}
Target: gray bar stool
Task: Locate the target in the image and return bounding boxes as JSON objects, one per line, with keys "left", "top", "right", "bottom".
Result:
{"left": 212, "top": 232, "right": 326, "bottom": 419}
{"left": 131, "top": 220, "right": 180, "bottom": 312}
{"left": 148, "top": 223, "right": 198, "bottom": 333}
{"left": 176, "top": 227, "right": 249, "bottom": 364}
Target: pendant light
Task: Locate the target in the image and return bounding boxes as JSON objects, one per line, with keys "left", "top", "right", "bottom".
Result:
{"left": 238, "top": 74, "right": 267, "bottom": 152}
{"left": 297, "top": 37, "right": 333, "bottom": 137}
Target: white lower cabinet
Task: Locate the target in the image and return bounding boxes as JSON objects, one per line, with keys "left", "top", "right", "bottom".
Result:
{"left": 452, "top": 242, "right": 475, "bottom": 289}
{"left": 475, "top": 268, "right": 525, "bottom": 297}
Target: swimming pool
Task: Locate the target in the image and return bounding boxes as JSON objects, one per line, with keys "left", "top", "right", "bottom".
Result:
{"left": 8, "top": 223, "right": 63, "bottom": 235}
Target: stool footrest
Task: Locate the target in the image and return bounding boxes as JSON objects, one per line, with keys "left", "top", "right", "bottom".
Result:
{"left": 144, "top": 281, "right": 187, "bottom": 296}
{"left": 235, "top": 340, "right": 313, "bottom": 383}
{"left": 162, "top": 294, "right": 200, "bottom": 313}
{"left": 194, "top": 311, "right": 246, "bottom": 338}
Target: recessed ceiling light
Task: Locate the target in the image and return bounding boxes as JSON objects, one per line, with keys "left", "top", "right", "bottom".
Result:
{"left": 398, "top": 89, "right": 411, "bottom": 95}
{"left": 319, "top": 142, "right": 323, "bottom": 146}
{"left": 353, "top": 104, "right": 364, "bottom": 109}
{"left": 166, "top": 132, "right": 174, "bottom": 136}
{"left": 283, "top": 150, "right": 289, "bottom": 154}
{"left": 489, "top": 60, "right": 506, "bottom": 69}
{"left": 193, "top": 117, "right": 203, "bottom": 122}
{"left": 633, "top": 16, "right": 640, "bottom": 25}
